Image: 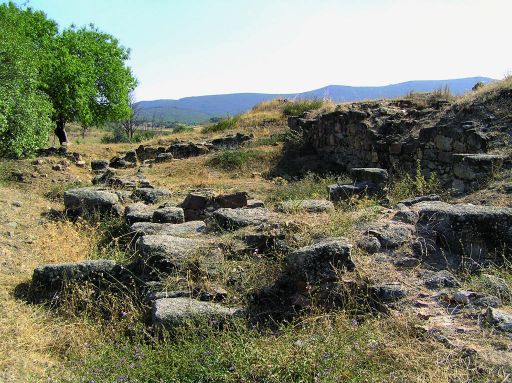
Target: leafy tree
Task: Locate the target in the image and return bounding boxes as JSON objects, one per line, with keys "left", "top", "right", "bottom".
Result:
{"left": 42, "top": 25, "right": 137, "bottom": 142}
{"left": 0, "top": 4, "right": 55, "bottom": 157}
{"left": 0, "top": 2, "right": 137, "bottom": 156}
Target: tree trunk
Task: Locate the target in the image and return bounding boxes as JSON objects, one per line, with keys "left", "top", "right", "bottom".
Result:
{"left": 54, "top": 118, "right": 68, "bottom": 145}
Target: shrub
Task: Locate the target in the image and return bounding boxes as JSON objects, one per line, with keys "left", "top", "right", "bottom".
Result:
{"left": 201, "top": 116, "right": 239, "bottom": 134}
{"left": 282, "top": 99, "right": 324, "bottom": 116}
{"left": 207, "top": 148, "right": 272, "bottom": 171}
{"left": 389, "top": 160, "right": 442, "bottom": 204}
{"left": 172, "top": 124, "right": 194, "bottom": 134}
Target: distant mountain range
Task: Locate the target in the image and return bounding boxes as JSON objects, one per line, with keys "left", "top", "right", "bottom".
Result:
{"left": 135, "top": 77, "right": 493, "bottom": 124}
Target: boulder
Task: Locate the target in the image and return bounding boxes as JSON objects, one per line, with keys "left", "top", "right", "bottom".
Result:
{"left": 276, "top": 199, "right": 334, "bottom": 213}
{"left": 131, "top": 221, "right": 206, "bottom": 237}
{"left": 125, "top": 203, "right": 155, "bottom": 225}
{"left": 413, "top": 201, "right": 512, "bottom": 264}
{"left": 135, "top": 235, "right": 203, "bottom": 270}
{"left": 366, "top": 223, "right": 413, "bottom": 249}
{"left": 168, "top": 142, "right": 209, "bottom": 159}
{"left": 181, "top": 191, "right": 216, "bottom": 210}
{"left": 155, "top": 153, "right": 174, "bottom": 163}
{"left": 32, "top": 260, "right": 118, "bottom": 288}
{"left": 328, "top": 184, "right": 366, "bottom": 202}
{"left": 132, "top": 187, "right": 171, "bottom": 204}
{"left": 212, "top": 208, "right": 270, "bottom": 230}
{"left": 210, "top": 133, "right": 253, "bottom": 149}
{"left": 64, "top": 187, "right": 121, "bottom": 216}
{"left": 153, "top": 206, "right": 185, "bottom": 224}
{"left": 485, "top": 307, "right": 512, "bottom": 332}
{"left": 357, "top": 236, "right": 381, "bottom": 254}
{"left": 286, "top": 238, "right": 354, "bottom": 283}
{"left": 370, "top": 283, "right": 407, "bottom": 302}
{"left": 350, "top": 168, "right": 388, "bottom": 187}
{"left": 91, "top": 159, "right": 110, "bottom": 171}
{"left": 152, "top": 297, "right": 241, "bottom": 329}
{"left": 479, "top": 274, "right": 512, "bottom": 303}
{"left": 216, "top": 192, "right": 248, "bottom": 209}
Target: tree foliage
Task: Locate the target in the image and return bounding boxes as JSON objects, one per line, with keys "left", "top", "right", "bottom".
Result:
{"left": 0, "top": 2, "right": 137, "bottom": 158}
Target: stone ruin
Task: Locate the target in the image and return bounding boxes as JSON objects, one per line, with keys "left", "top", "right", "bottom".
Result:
{"left": 288, "top": 91, "right": 511, "bottom": 194}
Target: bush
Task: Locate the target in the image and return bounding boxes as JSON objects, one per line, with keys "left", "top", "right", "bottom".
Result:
{"left": 201, "top": 116, "right": 239, "bottom": 134}
{"left": 388, "top": 160, "right": 442, "bottom": 204}
{"left": 207, "top": 148, "right": 272, "bottom": 171}
{"left": 172, "top": 124, "right": 194, "bottom": 134}
{"left": 282, "top": 99, "right": 324, "bottom": 116}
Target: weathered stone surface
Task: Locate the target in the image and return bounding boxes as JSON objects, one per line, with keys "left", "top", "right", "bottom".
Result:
{"left": 370, "top": 283, "right": 407, "bottom": 302}
{"left": 181, "top": 191, "right": 216, "bottom": 210}
{"left": 328, "top": 184, "right": 366, "bottom": 201}
{"left": 91, "top": 159, "right": 110, "bottom": 171}
{"left": 153, "top": 206, "right": 185, "bottom": 224}
{"left": 152, "top": 297, "right": 241, "bottom": 329}
{"left": 276, "top": 199, "right": 334, "bottom": 213}
{"left": 216, "top": 192, "right": 248, "bottom": 208}
{"left": 350, "top": 168, "right": 388, "bottom": 186}
{"left": 32, "top": 260, "right": 118, "bottom": 288}
{"left": 414, "top": 201, "right": 512, "bottom": 263}
{"left": 485, "top": 307, "right": 512, "bottom": 332}
{"left": 367, "top": 223, "right": 413, "bottom": 249}
{"left": 132, "top": 187, "right": 171, "bottom": 204}
{"left": 392, "top": 205, "right": 419, "bottom": 224}
{"left": 109, "top": 156, "right": 136, "bottom": 169}
{"left": 212, "top": 208, "right": 270, "bottom": 230}
{"left": 135, "top": 235, "right": 202, "bottom": 267}
{"left": 155, "top": 153, "right": 174, "bottom": 162}
{"left": 131, "top": 221, "right": 206, "bottom": 237}
{"left": 425, "top": 270, "right": 460, "bottom": 289}
{"left": 246, "top": 199, "right": 265, "bottom": 208}
{"left": 125, "top": 203, "right": 155, "bottom": 225}
{"left": 357, "top": 236, "right": 381, "bottom": 254}
{"left": 286, "top": 238, "right": 354, "bottom": 283}
{"left": 393, "top": 256, "right": 420, "bottom": 268}
{"left": 479, "top": 274, "right": 512, "bottom": 303}
{"left": 64, "top": 187, "right": 121, "bottom": 215}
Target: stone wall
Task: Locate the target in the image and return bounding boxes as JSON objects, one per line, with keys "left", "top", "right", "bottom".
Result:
{"left": 289, "top": 98, "right": 508, "bottom": 193}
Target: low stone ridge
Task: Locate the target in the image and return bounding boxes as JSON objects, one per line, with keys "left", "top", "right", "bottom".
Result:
{"left": 135, "top": 235, "right": 203, "bottom": 269}
{"left": 32, "top": 260, "right": 118, "bottom": 288}
{"left": 286, "top": 238, "right": 354, "bottom": 283}
{"left": 131, "top": 221, "right": 206, "bottom": 237}
{"left": 210, "top": 133, "right": 253, "bottom": 149}
{"left": 212, "top": 208, "right": 270, "bottom": 230}
{"left": 168, "top": 141, "right": 210, "bottom": 159}
{"left": 64, "top": 187, "right": 121, "bottom": 216}
{"left": 181, "top": 191, "right": 249, "bottom": 220}
{"left": 132, "top": 187, "right": 171, "bottom": 204}
{"left": 413, "top": 201, "right": 512, "bottom": 264}
{"left": 398, "top": 194, "right": 441, "bottom": 206}
{"left": 276, "top": 199, "right": 334, "bottom": 213}
{"left": 152, "top": 297, "right": 242, "bottom": 329}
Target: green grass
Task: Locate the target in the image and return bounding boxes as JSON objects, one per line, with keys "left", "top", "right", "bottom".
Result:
{"left": 63, "top": 315, "right": 418, "bottom": 383}
{"left": 201, "top": 116, "right": 240, "bottom": 134}
{"left": 282, "top": 99, "right": 324, "bottom": 116}
{"left": 172, "top": 124, "right": 194, "bottom": 134}
{"left": 207, "top": 148, "right": 274, "bottom": 171}
{"left": 251, "top": 133, "right": 287, "bottom": 147}
{"left": 266, "top": 173, "right": 346, "bottom": 203}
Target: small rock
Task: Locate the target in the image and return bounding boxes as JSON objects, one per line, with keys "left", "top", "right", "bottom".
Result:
{"left": 425, "top": 270, "right": 460, "bottom": 289}
{"left": 392, "top": 208, "right": 418, "bottom": 225}
{"left": 153, "top": 206, "right": 185, "bottom": 224}
{"left": 485, "top": 307, "right": 512, "bottom": 332}
{"left": 75, "top": 160, "right": 86, "bottom": 167}
{"left": 367, "top": 223, "right": 412, "bottom": 249}
{"left": 91, "top": 159, "right": 110, "bottom": 171}
{"left": 152, "top": 297, "right": 242, "bottom": 329}
{"left": 132, "top": 187, "right": 171, "bottom": 204}
{"left": 398, "top": 194, "right": 441, "bottom": 207}
{"left": 212, "top": 208, "right": 270, "bottom": 230}
{"left": 394, "top": 257, "right": 420, "bottom": 268}
{"left": 473, "top": 295, "right": 501, "bottom": 308}
{"left": 371, "top": 283, "right": 408, "bottom": 302}
{"left": 12, "top": 201, "right": 22, "bottom": 207}
{"left": 286, "top": 237, "right": 354, "bottom": 283}
{"left": 125, "top": 203, "right": 155, "bottom": 225}
{"left": 357, "top": 236, "right": 381, "bottom": 254}
{"left": 452, "top": 290, "right": 478, "bottom": 305}
{"left": 246, "top": 199, "right": 265, "bottom": 208}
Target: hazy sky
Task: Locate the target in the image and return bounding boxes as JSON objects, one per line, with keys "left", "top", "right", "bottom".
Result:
{"left": 12, "top": 0, "right": 512, "bottom": 100}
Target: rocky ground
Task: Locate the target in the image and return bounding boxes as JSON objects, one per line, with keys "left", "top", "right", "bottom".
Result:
{"left": 1, "top": 87, "right": 512, "bottom": 382}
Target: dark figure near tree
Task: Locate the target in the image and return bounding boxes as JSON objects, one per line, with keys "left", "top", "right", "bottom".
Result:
{"left": 54, "top": 119, "right": 68, "bottom": 145}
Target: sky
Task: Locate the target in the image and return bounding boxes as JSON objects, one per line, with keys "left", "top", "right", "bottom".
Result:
{"left": 9, "top": 0, "right": 512, "bottom": 101}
